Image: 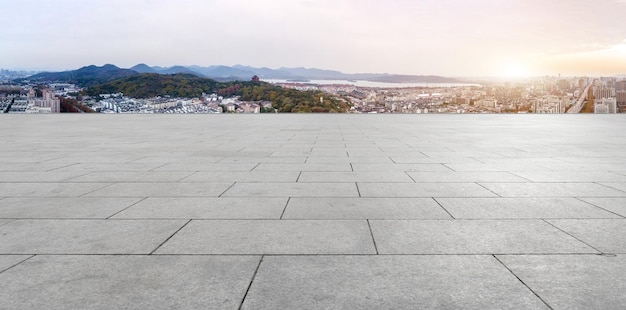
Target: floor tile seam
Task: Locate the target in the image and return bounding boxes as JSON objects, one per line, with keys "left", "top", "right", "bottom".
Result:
{"left": 279, "top": 198, "right": 291, "bottom": 220}
{"left": 149, "top": 219, "right": 192, "bottom": 255}
{"left": 78, "top": 183, "right": 116, "bottom": 197}
{"left": 541, "top": 219, "right": 604, "bottom": 254}
{"left": 216, "top": 182, "right": 238, "bottom": 197}
{"left": 475, "top": 183, "right": 503, "bottom": 197}
{"left": 238, "top": 255, "right": 264, "bottom": 310}
{"left": 504, "top": 171, "right": 535, "bottom": 182}
{"left": 594, "top": 182, "right": 626, "bottom": 194}
{"left": 174, "top": 171, "right": 201, "bottom": 183}
{"left": 573, "top": 197, "right": 626, "bottom": 219}
{"left": 107, "top": 197, "right": 149, "bottom": 219}
{"left": 44, "top": 163, "right": 80, "bottom": 172}
{"left": 432, "top": 198, "right": 456, "bottom": 219}
{"left": 366, "top": 219, "right": 379, "bottom": 254}
{"left": 492, "top": 255, "right": 555, "bottom": 310}
{"left": 0, "top": 254, "right": 36, "bottom": 275}
{"left": 0, "top": 253, "right": 617, "bottom": 257}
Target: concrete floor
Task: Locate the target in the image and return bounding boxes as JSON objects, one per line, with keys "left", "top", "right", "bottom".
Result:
{"left": 0, "top": 114, "right": 625, "bottom": 309}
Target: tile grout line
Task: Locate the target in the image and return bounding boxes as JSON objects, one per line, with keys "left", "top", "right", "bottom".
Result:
{"left": 149, "top": 219, "right": 192, "bottom": 255}
{"left": 279, "top": 197, "right": 291, "bottom": 219}
{"left": 238, "top": 256, "right": 264, "bottom": 310}
{"left": 366, "top": 219, "right": 379, "bottom": 255}
{"left": 432, "top": 198, "right": 456, "bottom": 219}
{"left": 295, "top": 171, "right": 303, "bottom": 183}
{"left": 475, "top": 182, "right": 503, "bottom": 197}
{"left": 0, "top": 254, "right": 36, "bottom": 275}
{"left": 492, "top": 255, "right": 554, "bottom": 310}
{"left": 404, "top": 171, "right": 417, "bottom": 183}
{"left": 218, "top": 182, "right": 238, "bottom": 197}
{"left": 106, "top": 197, "right": 149, "bottom": 219}
{"left": 574, "top": 197, "right": 626, "bottom": 219}
{"left": 78, "top": 183, "right": 116, "bottom": 197}
{"left": 355, "top": 182, "right": 362, "bottom": 197}
{"left": 542, "top": 219, "right": 604, "bottom": 254}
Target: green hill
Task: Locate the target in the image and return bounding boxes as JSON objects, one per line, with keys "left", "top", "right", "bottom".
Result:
{"left": 23, "top": 64, "right": 138, "bottom": 87}
{"left": 84, "top": 73, "right": 350, "bottom": 113}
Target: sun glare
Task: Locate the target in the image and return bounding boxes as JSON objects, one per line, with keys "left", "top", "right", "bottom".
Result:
{"left": 504, "top": 63, "right": 530, "bottom": 78}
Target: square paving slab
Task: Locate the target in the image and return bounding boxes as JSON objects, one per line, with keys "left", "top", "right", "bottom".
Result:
{"left": 435, "top": 198, "right": 619, "bottom": 219}
{"left": 0, "top": 197, "right": 143, "bottom": 219}
{"left": 283, "top": 197, "right": 451, "bottom": 219}
{"left": 0, "top": 219, "right": 186, "bottom": 254}
{"left": 242, "top": 255, "right": 548, "bottom": 309}
{"left": 369, "top": 220, "right": 597, "bottom": 254}
{"left": 112, "top": 197, "right": 288, "bottom": 219}
{"left": 0, "top": 255, "right": 259, "bottom": 310}
{"left": 498, "top": 255, "right": 626, "bottom": 310}
{"left": 156, "top": 220, "right": 375, "bottom": 254}
{"left": 547, "top": 219, "right": 626, "bottom": 253}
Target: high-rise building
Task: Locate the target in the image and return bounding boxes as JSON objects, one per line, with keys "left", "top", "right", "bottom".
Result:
{"left": 594, "top": 98, "right": 617, "bottom": 114}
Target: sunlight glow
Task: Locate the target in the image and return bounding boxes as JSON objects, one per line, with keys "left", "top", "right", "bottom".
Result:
{"left": 503, "top": 63, "right": 530, "bottom": 78}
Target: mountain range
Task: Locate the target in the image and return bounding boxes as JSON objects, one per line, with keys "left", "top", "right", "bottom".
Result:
{"left": 22, "top": 64, "right": 463, "bottom": 86}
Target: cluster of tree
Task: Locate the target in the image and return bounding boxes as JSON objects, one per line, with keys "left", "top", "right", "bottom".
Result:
{"left": 58, "top": 96, "right": 95, "bottom": 113}
{"left": 84, "top": 74, "right": 350, "bottom": 113}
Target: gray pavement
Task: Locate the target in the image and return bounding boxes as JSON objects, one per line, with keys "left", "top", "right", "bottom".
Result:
{"left": 1, "top": 114, "right": 626, "bottom": 309}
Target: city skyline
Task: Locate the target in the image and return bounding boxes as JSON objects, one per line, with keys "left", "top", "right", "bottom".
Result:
{"left": 2, "top": 0, "right": 626, "bottom": 77}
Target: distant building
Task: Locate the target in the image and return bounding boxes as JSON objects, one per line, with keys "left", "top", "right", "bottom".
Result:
{"left": 251, "top": 75, "right": 260, "bottom": 83}
{"left": 594, "top": 98, "right": 617, "bottom": 114}
{"left": 617, "top": 91, "right": 626, "bottom": 112}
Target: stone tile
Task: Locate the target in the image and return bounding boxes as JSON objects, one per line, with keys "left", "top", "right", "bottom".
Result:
{"left": 436, "top": 198, "right": 619, "bottom": 219}
{"left": 407, "top": 171, "right": 528, "bottom": 182}
{"left": 217, "top": 156, "right": 306, "bottom": 164}
{"left": 0, "top": 220, "right": 13, "bottom": 226}
{"left": 0, "top": 255, "right": 30, "bottom": 272}
{"left": 578, "top": 197, "right": 626, "bottom": 217}
{"left": 0, "top": 197, "right": 142, "bottom": 219}
{"left": 66, "top": 171, "right": 194, "bottom": 183}
{"left": 223, "top": 183, "right": 359, "bottom": 197}
{"left": 283, "top": 198, "right": 451, "bottom": 219}
{"left": 242, "top": 255, "right": 548, "bottom": 310}
{"left": 539, "top": 163, "right": 626, "bottom": 172}
{"left": 390, "top": 156, "right": 483, "bottom": 164}
{"left": 370, "top": 220, "right": 596, "bottom": 254}
{"left": 86, "top": 182, "right": 233, "bottom": 197}
{"left": 253, "top": 163, "right": 352, "bottom": 172}
{"left": 0, "top": 171, "right": 87, "bottom": 182}
{"left": 298, "top": 172, "right": 413, "bottom": 183}
{"left": 153, "top": 163, "right": 258, "bottom": 172}
{"left": 156, "top": 220, "right": 375, "bottom": 254}
{"left": 499, "top": 255, "right": 626, "bottom": 310}
{"left": 358, "top": 183, "right": 497, "bottom": 198}
{"left": 0, "top": 255, "right": 259, "bottom": 309}
{"left": 305, "top": 156, "right": 393, "bottom": 164}
{"left": 0, "top": 183, "right": 110, "bottom": 197}
{"left": 480, "top": 183, "right": 626, "bottom": 197}
{"left": 548, "top": 219, "right": 626, "bottom": 253}
{"left": 113, "top": 197, "right": 287, "bottom": 219}
{"left": 52, "top": 163, "right": 164, "bottom": 172}
{"left": 0, "top": 219, "right": 186, "bottom": 254}
{"left": 513, "top": 171, "right": 626, "bottom": 182}
{"left": 444, "top": 163, "right": 550, "bottom": 172}
{"left": 0, "top": 162, "right": 71, "bottom": 172}
{"left": 351, "top": 163, "right": 451, "bottom": 172}
{"left": 181, "top": 171, "right": 299, "bottom": 183}
{"left": 599, "top": 183, "right": 626, "bottom": 193}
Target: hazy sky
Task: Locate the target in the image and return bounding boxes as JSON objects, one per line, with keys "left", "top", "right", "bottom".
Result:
{"left": 2, "top": 0, "right": 626, "bottom": 76}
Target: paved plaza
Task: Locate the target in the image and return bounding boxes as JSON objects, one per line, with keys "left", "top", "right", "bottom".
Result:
{"left": 1, "top": 114, "right": 626, "bottom": 309}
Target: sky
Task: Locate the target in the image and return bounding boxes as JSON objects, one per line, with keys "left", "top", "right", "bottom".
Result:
{"left": 2, "top": 0, "right": 626, "bottom": 77}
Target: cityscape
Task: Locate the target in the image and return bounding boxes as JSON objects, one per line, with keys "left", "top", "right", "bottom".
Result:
{"left": 1, "top": 66, "right": 625, "bottom": 114}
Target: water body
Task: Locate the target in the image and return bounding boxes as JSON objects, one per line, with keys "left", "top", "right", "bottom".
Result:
{"left": 263, "top": 79, "right": 482, "bottom": 88}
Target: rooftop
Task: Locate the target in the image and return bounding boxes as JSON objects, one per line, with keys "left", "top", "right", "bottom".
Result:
{"left": 1, "top": 114, "right": 625, "bottom": 309}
